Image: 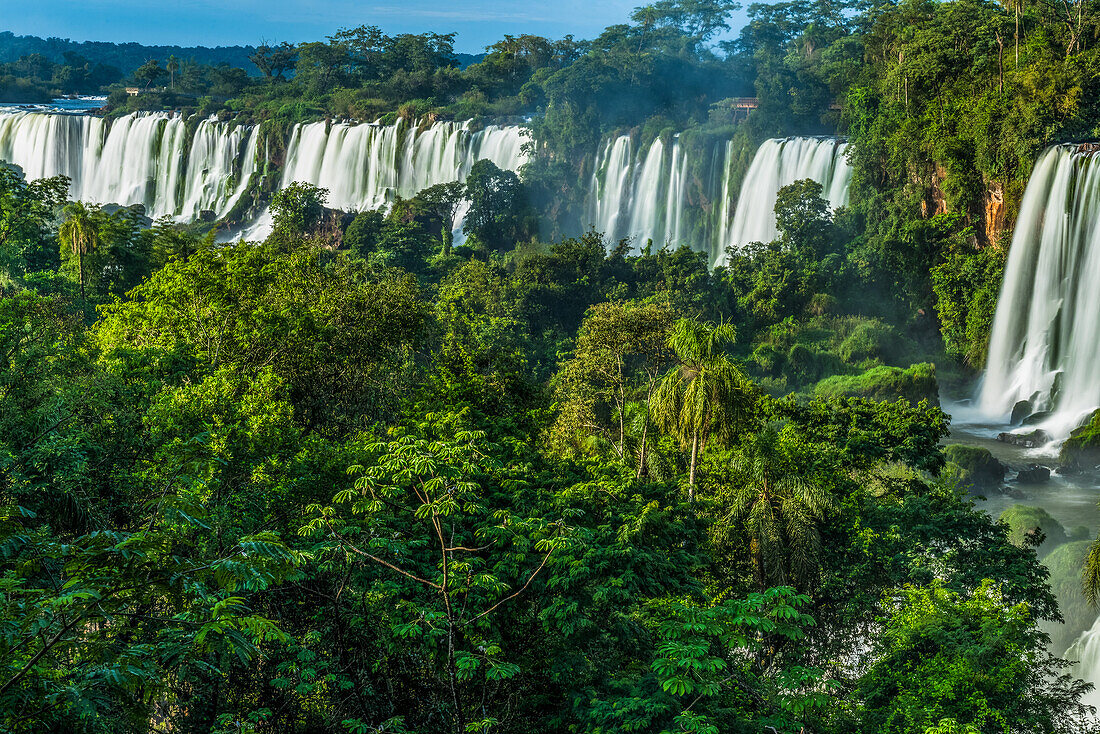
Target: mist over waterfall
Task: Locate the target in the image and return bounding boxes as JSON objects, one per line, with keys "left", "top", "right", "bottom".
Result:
{"left": 584, "top": 134, "right": 851, "bottom": 264}
{"left": 979, "top": 145, "right": 1100, "bottom": 439}
{"left": 0, "top": 111, "right": 259, "bottom": 220}
{"left": 585, "top": 135, "right": 693, "bottom": 254}
{"left": 716, "top": 137, "right": 852, "bottom": 266}
{"left": 280, "top": 118, "right": 527, "bottom": 211}
{"left": 240, "top": 118, "right": 528, "bottom": 239}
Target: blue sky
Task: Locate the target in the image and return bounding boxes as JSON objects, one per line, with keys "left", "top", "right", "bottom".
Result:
{"left": 0, "top": 0, "right": 751, "bottom": 53}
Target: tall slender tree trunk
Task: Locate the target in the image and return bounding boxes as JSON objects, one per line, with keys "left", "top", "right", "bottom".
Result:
{"left": 997, "top": 34, "right": 1004, "bottom": 92}
{"left": 77, "top": 249, "right": 85, "bottom": 301}
{"left": 1015, "top": 2, "right": 1020, "bottom": 64}
{"left": 688, "top": 430, "right": 699, "bottom": 501}
{"left": 637, "top": 420, "right": 648, "bottom": 479}
{"left": 752, "top": 538, "right": 765, "bottom": 592}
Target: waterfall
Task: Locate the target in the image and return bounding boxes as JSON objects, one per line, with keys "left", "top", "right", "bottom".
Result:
{"left": 978, "top": 146, "right": 1100, "bottom": 439}
{"left": 0, "top": 110, "right": 257, "bottom": 220}
{"left": 280, "top": 118, "right": 527, "bottom": 208}
{"left": 0, "top": 108, "right": 255, "bottom": 217}
{"left": 242, "top": 118, "right": 529, "bottom": 239}
{"left": 586, "top": 136, "right": 634, "bottom": 245}
{"left": 715, "top": 137, "right": 852, "bottom": 266}
{"left": 584, "top": 134, "right": 693, "bottom": 253}
{"left": 1069, "top": 615, "right": 1100, "bottom": 709}
{"left": 584, "top": 134, "right": 851, "bottom": 264}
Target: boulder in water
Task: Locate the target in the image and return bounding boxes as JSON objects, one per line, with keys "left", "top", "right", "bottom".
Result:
{"left": 942, "top": 444, "right": 1005, "bottom": 489}
{"left": 997, "top": 429, "right": 1051, "bottom": 448}
{"left": 1015, "top": 465, "right": 1051, "bottom": 483}
{"left": 1022, "top": 410, "right": 1052, "bottom": 426}
{"left": 999, "top": 504, "right": 1068, "bottom": 557}
{"left": 1010, "top": 399, "right": 1033, "bottom": 426}
{"left": 1059, "top": 409, "right": 1100, "bottom": 473}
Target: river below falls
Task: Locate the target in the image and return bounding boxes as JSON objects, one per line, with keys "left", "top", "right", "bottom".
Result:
{"left": 944, "top": 397, "right": 1100, "bottom": 709}
{"left": 944, "top": 399, "right": 1100, "bottom": 534}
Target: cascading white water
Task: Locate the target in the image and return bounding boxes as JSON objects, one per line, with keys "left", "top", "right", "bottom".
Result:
{"left": 978, "top": 146, "right": 1100, "bottom": 440}
{"left": 585, "top": 134, "right": 851, "bottom": 263}
{"left": 585, "top": 134, "right": 693, "bottom": 253}
{"left": 0, "top": 111, "right": 258, "bottom": 220}
{"left": 715, "top": 137, "right": 852, "bottom": 266}
{"left": 241, "top": 118, "right": 529, "bottom": 239}
{"left": 1068, "top": 615, "right": 1100, "bottom": 709}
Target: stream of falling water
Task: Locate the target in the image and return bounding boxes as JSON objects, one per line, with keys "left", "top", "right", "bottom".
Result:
{"left": 585, "top": 134, "right": 851, "bottom": 261}
{"left": 979, "top": 146, "right": 1100, "bottom": 441}
{"left": 0, "top": 110, "right": 258, "bottom": 220}
{"left": 969, "top": 144, "right": 1100, "bottom": 706}
{"left": 239, "top": 118, "right": 529, "bottom": 240}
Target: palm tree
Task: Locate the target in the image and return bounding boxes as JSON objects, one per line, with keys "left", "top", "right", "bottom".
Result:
{"left": 58, "top": 202, "right": 100, "bottom": 301}
{"left": 650, "top": 318, "right": 752, "bottom": 499}
{"left": 728, "top": 429, "right": 833, "bottom": 590}
{"left": 167, "top": 55, "right": 180, "bottom": 91}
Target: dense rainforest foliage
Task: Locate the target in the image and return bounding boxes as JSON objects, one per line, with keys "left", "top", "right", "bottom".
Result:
{"left": 5, "top": 0, "right": 1100, "bottom": 731}
{"left": 2, "top": 161, "right": 1095, "bottom": 733}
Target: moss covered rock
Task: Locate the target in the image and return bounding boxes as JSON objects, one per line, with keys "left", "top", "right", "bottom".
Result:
{"left": 999, "top": 504, "right": 1068, "bottom": 556}
{"left": 942, "top": 444, "right": 1005, "bottom": 489}
{"left": 1059, "top": 409, "right": 1100, "bottom": 472}
{"left": 1041, "top": 540, "right": 1093, "bottom": 656}
{"left": 813, "top": 362, "right": 939, "bottom": 406}
{"left": 996, "top": 429, "right": 1051, "bottom": 448}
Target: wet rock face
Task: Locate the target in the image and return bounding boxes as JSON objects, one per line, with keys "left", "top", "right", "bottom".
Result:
{"left": 1016, "top": 465, "right": 1051, "bottom": 483}
{"left": 1022, "top": 411, "right": 1052, "bottom": 426}
{"left": 1059, "top": 409, "right": 1100, "bottom": 473}
{"left": 1010, "top": 399, "right": 1033, "bottom": 426}
{"left": 984, "top": 180, "right": 1006, "bottom": 248}
{"left": 998, "top": 430, "right": 1052, "bottom": 449}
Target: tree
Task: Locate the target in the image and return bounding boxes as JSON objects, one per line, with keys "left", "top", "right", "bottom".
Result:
{"left": 57, "top": 201, "right": 99, "bottom": 301}
{"left": 631, "top": 0, "right": 743, "bottom": 51}
{"left": 464, "top": 160, "right": 528, "bottom": 251}
{"left": 294, "top": 41, "right": 348, "bottom": 95}
{"left": 651, "top": 317, "right": 753, "bottom": 498}
{"left": 301, "top": 427, "right": 571, "bottom": 734}
{"left": 550, "top": 300, "right": 678, "bottom": 471}
{"left": 0, "top": 166, "right": 67, "bottom": 282}
{"left": 166, "top": 54, "right": 179, "bottom": 89}
{"left": 0, "top": 292, "right": 301, "bottom": 732}
{"left": 94, "top": 241, "right": 431, "bottom": 435}
{"left": 415, "top": 181, "right": 466, "bottom": 257}
{"left": 133, "top": 58, "right": 166, "bottom": 90}
{"left": 724, "top": 428, "right": 833, "bottom": 589}
{"left": 269, "top": 181, "right": 328, "bottom": 245}
{"left": 249, "top": 41, "right": 297, "bottom": 79}
{"left": 343, "top": 208, "right": 385, "bottom": 257}
{"left": 851, "top": 582, "right": 1091, "bottom": 734}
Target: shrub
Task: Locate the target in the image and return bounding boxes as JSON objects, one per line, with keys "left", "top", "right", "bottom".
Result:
{"left": 813, "top": 363, "right": 939, "bottom": 406}
{"left": 838, "top": 319, "right": 900, "bottom": 364}
{"left": 1041, "top": 540, "right": 1092, "bottom": 655}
